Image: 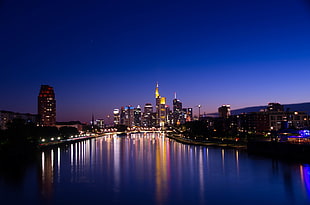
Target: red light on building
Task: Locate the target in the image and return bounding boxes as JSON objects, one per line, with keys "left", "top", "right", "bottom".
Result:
{"left": 38, "top": 85, "right": 56, "bottom": 126}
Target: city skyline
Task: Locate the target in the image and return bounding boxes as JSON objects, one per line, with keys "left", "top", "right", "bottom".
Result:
{"left": 2, "top": 0, "right": 310, "bottom": 122}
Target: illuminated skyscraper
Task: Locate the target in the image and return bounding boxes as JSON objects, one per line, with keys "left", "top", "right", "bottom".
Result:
{"left": 155, "top": 83, "right": 166, "bottom": 127}
{"left": 134, "top": 105, "right": 142, "bottom": 126}
{"left": 142, "top": 103, "right": 153, "bottom": 127}
{"left": 124, "top": 106, "right": 135, "bottom": 127}
{"left": 172, "top": 92, "right": 182, "bottom": 125}
{"left": 38, "top": 85, "right": 56, "bottom": 126}
{"left": 113, "top": 109, "right": 120, "bottom": 125}
{"left": 120, "top": 106, "right": 125, "bottom": 125}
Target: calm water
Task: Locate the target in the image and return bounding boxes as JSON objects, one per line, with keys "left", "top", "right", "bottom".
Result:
{"left": 1, "top": 132, "right": 310, "bottom": 205}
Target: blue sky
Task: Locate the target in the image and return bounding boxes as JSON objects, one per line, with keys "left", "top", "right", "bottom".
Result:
{"left": 1, "top": 0, "right": 310, "bottom": 123}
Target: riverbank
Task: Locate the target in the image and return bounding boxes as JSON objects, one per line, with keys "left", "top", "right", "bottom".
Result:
{"left": 167, "top": 133, "right": 310, "bottom": 163}
{"left": 38, "top": 135, "right": 98, "bottom": 149}
{"left": 166, "top": 134, "right": 247, "bottom": 149}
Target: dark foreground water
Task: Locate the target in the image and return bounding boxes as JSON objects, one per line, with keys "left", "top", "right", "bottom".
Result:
{"left": 1, "top": 132, "right": 310, "bottom": 205}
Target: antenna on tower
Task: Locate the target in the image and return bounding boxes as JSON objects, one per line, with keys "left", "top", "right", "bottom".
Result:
{"left": 174, "top": 92, "right": 177, "bottom": 99}
{"left": 91, "top": 113, "right": 95, "bottom": 128}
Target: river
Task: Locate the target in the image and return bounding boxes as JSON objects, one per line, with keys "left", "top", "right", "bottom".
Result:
{"left": 0, "top": 132, "right": 310, "bottom": 204}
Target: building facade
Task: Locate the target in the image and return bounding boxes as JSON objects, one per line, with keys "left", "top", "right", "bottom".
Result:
{"left": 134, "top": 106, "right": 142, "bottom": 126}
{"left": 218, "top": 105, "right": 231, "bottom": 118}
{"left": 38, "top": 85, "right": 56, "bottom": 126}
{"left": 172, "top": 97, "right": 182, "bottom": 125}
{"left": 235, "top": 103, "right": 309, "bottom": 133}
{"left": 155, "top": 83, "right": 167, "bottom": 127}
{"left": 142, "top": 103, "right": 154, "bottom": 127}
{"left": 113, "top": 109, "right": 120, "bottom": 125}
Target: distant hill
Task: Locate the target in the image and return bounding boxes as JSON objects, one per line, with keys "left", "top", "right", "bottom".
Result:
{"left": 208, "top": 102, "right": 310, "bottom": 116}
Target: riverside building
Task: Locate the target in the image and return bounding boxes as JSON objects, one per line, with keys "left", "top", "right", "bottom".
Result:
{"left": 38, "top": 85, "right": 56, "bottom": 126}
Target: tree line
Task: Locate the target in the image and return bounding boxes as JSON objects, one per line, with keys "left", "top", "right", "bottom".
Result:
{"left": 0, "top": 119, "right": 79, "bottom": 148}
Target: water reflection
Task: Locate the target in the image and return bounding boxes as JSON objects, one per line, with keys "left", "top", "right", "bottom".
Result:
{"left": 300, "top": 164, "right": 310, "bottom": 198}
{"left": 3, "top": 133, "right": 310, "bottom": 204}
{"left": 37, "top": 133, "right": 310, "bottom": 204}
{"left": 235, "top": 150, "right": 239, "bottom": 176}
{"left": 40, "top": 150, "right": 54, "bottom": 200}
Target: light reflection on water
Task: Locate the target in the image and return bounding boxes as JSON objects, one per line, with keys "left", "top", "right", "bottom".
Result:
{"left": 5, "top": 132, "right": 310, "bottom": 204}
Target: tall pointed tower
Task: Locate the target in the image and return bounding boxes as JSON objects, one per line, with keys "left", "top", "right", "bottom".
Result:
{"left": 155, "top": 82, "right": 166, "bottom": 127}
{"left": 155, "top": 82, "right": 160, "bottom": 99}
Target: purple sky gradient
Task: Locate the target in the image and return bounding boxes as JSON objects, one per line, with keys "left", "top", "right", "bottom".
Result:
{"left": 1, "top": 0, "right": 310, "bottom": 123}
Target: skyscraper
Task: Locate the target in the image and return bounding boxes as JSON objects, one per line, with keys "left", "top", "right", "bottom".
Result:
{"left": 155, "top": 83, "right": 166, "bottom": 127}
{"left": 172, "top": 92, "right": 182, "bottom": 125}
{"left": 134, "top": 105, "right": 142, "bottom": 126}
{"left": 38, "top": 85, "right": 56, "bottom": 126}
{"left": 142, "top": 103, "right": 153, "bottom": 127}
{"left": 113, "top": 109, "right": 120, "bottom": 125}
{"left": 124, "top": 106, "right": 135, "bottom": 127}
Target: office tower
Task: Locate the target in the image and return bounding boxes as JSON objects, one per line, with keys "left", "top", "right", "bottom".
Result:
{"left": 134, "top": 105, "right": 142, "bottom": 126}
{"left": 172, "top": 92, "right": 182, "bottom": 125}
{"left": 142, "top": 103, "right": 153, "bottom": 127}
{"left": 96, "top": 119, "right": 105, "bottom": 129}
{"left": 113, "top": 109, "right": 120, "bottom": 125}
{"left": 159, "top": 97, "right": 166, "bottom": 127}
{"left": 38, "top": 85, "right": 56, "bottom": 126}
{"left": 144, "top": 103, "right": 153, "bottom": 114}
{"left": 218, "top": 105, "right": 231, "bottom": 118}
{"left": 165, "top": 105, "right": 172, "bottom": 125}
{"left": 155, "top": 82, "right": 161, "bottom": 125}
{"left": 155, "top": 83, "right": 166, "bottom": 127}
{"left": 120, "top": 106, "right": 125, "bottom": 125}
{"left": 124, "top": 106, "right": 135, "bottom": 127}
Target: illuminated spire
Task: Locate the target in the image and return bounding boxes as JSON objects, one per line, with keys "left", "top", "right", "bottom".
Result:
{"left": 155, "top": 82, "right": 160, "bottom": 98}
{"left": 174, "top": 92, "right": 177, "bottom": 99}
{"left": 91, "top": 113, "right": 95, "bottom": 128}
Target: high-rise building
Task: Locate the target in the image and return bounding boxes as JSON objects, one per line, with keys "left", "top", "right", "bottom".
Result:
{"left": 134, "top": 105, "right": 142, "bottom": 126}
{"left": 120, "top": 106, "right": 125, "bottom": 125}
{"left": 182, "top": 107, "right": 193, "bottom": 122}
{"left": 38, "top": 85, "right": 56, "bottom": 126}
{"left": 96, "top": 119, "right": 105, "bottom": 129}
{"left": 144, "top": 103, "right": 153, "bottom": 114}
{"left": 124, "top": 106, "right": 135, "bottom": 127}
{"left": 155, "top": 83, "right": 166, "bottom": 127}
{"left": 142, "top": 103, "right": 153, "bottom": 127}
{"left": 113, "top": 109, "right": 120, "bottom": 125}
{"left": 218, "top": 105, "right": 231, "bottom": 118}
{"left": 172, "top": 93, "right": 182, "bottom": 125}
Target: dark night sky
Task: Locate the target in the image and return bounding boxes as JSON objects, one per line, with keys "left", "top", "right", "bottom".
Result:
{"left": 1, "top": 0, "right": 310, "bottom": 123}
